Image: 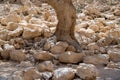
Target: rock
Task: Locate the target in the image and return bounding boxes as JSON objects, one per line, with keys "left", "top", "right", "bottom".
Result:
{"left": 6, "top": 22, "right": 18, "bottom": 31}
{"left": 23, "top": 67, "right": 42, "bottom": 80}
{"left": 66, "top": 45, "right": 76, "bottom": 52}
{"left": 33, "top": 51, "right": 54, "bottom": 61}
{"left": 108, "top": 28, "right": 120, "bottom": 39}
{"left": 108, "top": 48, "right": 120, "bottom": 62}
{"left": 87, "top": 42, "right": 99, "bottom": 50}
{"left": 114, "top": 9, "right": 120, "bottom": 16}
{"left": 53, "top": 68, "right": 75, "bottom": 80}
{"left": 83, "top": 54, "right": 109, "bottom": 65}
{"left": 43, "top": 28, "right": 52, "bottom": 38}
{"left": 0, "top": 29, "right": 9, "bottom": 40}
{"left": 37, "top": 61, "right": 54, "bottom": 72}
{"left": 77, "top": 63, "right": 99, "bottom": 79}
{"left": 107, "top": 61, "right": 120, "bottom": 69}
{"left": 22, "top": 24, "right": 43, "bottom": 39}
{"left": 8, "top": 27, "right": 23, "bottom": 38}
{"left": 50, "top": 42, "right": 69, "bottom": 54}
{"left": 1, "top": 44, "right": 15, "bottom": 59}
{"left": 11, "top": 71, "right": 23, "bottom": 80}
{"left": 104, "top": 14, "right": 115, "bottom": 20}
{"left": 89, "top": 24, "right": 100, "bottom": 32}
{"left": 42, "top": 72, "right": 52, "bottom": 80}
{"left": 58, "top": 51, "right": 85, "bottom": 63}
{"left": 10, "top": 50, "right": 26, "bottom": 62}
{"left": 0, "top": 39, "right": 8, "bottom": 46}
{"left": 86, "top": 29, "right": 95, "bottom": 37}
{"left": 43, "top": 42, "right": 51, "bottom": 51}
{"left": 17, "top": 61, "right": 33, "bottom": 68}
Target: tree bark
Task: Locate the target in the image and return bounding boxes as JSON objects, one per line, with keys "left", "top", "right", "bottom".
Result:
{"left": 37, "top": 0, "right": 82, "bottom": 52}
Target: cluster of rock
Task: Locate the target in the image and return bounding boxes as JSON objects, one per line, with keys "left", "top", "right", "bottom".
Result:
{"left": 0, "top": 0, "right": 120, "bottom": 80}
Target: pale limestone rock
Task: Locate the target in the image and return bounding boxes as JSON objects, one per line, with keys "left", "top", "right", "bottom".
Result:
{"left": 53, "top": 68, "right": 75, "bottom": 80}
{"left": 37, "top": 61, "right": 54, "bottom": 72}
{"left": 58, "top": 51, "right": 85, "bottom": 63}
{"left": 33, "top": 51, "right": 54, "bottom": 61}
{"left": 84, "top": 54, "right": 109, "bottom": 65}
{"left": 77, "top": 63, "right": 99, "bottom": 79}
{"left": 50, "top": 42, "right": 69, "bottom": 54}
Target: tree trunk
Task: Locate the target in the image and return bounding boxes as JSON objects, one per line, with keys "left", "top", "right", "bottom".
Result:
{"left": 38, "top": 0, "right": 82, "bottom": 52}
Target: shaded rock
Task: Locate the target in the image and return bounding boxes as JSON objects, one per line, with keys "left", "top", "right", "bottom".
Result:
{"left": 33, "top": 51, "right": 54, "bottom": 61}
{"left": 53, "top": 68, "right": 75, "bottom": 80}
{"left": 0, "top": 39, "right": 8, "bottom": 46}
{"left": 37, "top": 61, "right": 54, "bottom": 72}
{"left": 114, "top": 9, "right": 120, "bottom": 16}
{"left": 43, "top": 42, "right": 51, "bottom": 51}
{"left": 11, "top": 71, "right": 23, "bottom": 80}
{"left": 50, "top": 42, "right": 68, "bottom": 54}
{"left": 108, "top": 48, "right": 120, "bottom": 62}
{"left": 83, "top": 54, "right": 109, "bottom": 65}
{"left": 10, "top": 50, "right": 26, "bottom": 62}
{"left": 58, "top": 51, "right": 85, "bottom": 63}
{"left": 77, "top": 63, "right": 99, "bottom": 79}
{"left": 66, "top": 45, "right": 76, "bottom": 52}
{"left": 23, "top": 67, "right": 42, "bottom": 80}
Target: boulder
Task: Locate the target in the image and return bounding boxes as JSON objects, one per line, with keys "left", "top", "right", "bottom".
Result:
{"left": 53, "top": 68, "right": 75, "bottom": 80}
{"left": 58, "top": 51, "right": 85, "bottom": 63}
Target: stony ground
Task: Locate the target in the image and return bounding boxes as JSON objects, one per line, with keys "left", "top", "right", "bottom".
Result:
{"left": 0, "top": 0, "right": 120, "bottom": 80}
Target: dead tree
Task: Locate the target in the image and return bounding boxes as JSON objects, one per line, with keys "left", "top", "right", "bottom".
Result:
{"left": 31, "top": 0, "right": 82, "bottom": 52}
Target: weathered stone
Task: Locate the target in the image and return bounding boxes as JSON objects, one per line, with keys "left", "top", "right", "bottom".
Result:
{"left": 11, "top": 71, "right": 23, "bottom": 80}
{"left": 77, "top": 63, "right": 99, "bottom": 79}
{"left": 6, "top": 22, "right": 18, "bottom": 31}
{"left": 1, "top": 44, "right": 15, "bottom": 59}
{"left": 10, "top": 50, "right": 26, "bottom": 62}
{"left": 0, "top": 29, "right": 9, "bottom": 40}
{"left": 53, "top": 68, "right": 75, "bottom": 80}
{"left": 23, "top": 67, "right": 42, "bottom": 80}
{"left": 8, "top": 27, "right": 23, "bottom": 38}
{"left": 22, "top": 25, "right": 43, "bottom": 39}
{"left": 43, "top": 42, "right": 51, "bottom": 51}
{"left": 37, "top": 61, "right": 54, "bottom": 72}
{"left": 87, "top": 42, "right": 99, "bottom": 50}
{"left": 33, "top": 51, "right": 54, "bottom": 61}
{"left": 0, "top": 39, "right": 8, "bottom": 46}
{"left": 50, "top": 42, "right": 69, "bottom": 54}
{"left": 107, "top": 61, "right": 120, "bottom": 69}
{"left": 114, "top": 9, "right": 120, "bottom": 16}
{"left": 66, "top": 45, "right": 76, "bottom": 52}
{"left": 108, "top": 48, "right": 120, "bottom": 62}
{"left": 109, "top": 28, "right": 120, "bottom": 39}
{"left": 83, "top": 54, "right": 109, "bottom": 65}
{"left": 58, "top": 51, "right": 85, "bottom": 63}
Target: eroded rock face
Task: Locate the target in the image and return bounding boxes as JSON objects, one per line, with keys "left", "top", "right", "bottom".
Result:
{"left": 58, "top": 51, "right": 85, "bottom": 63}
{"left": 77, "top": 63, "right": 99, "bottom": 80}
{"left": 53, "top": 68, "right": 75, "bottom": 80}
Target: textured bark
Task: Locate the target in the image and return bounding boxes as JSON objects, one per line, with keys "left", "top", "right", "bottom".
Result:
{"left": 33, "top": 0, "right": 82, "bottom": 52}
